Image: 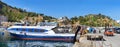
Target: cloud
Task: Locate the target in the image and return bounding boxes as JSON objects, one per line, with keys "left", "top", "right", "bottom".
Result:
{"left": 23, "top": 7, "right": 31, "bottom": 11}
{"left": 116, "top": 20, "right": 120, "bottom": 23}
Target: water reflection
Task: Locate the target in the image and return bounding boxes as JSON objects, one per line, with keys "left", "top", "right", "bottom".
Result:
{"left": 6, "top": 40, "right": 73, "bottom": 47}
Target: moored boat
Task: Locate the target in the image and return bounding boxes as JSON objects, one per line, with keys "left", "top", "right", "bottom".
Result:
{"left": 7, "top": 22, "right": 75, "bottom": 42}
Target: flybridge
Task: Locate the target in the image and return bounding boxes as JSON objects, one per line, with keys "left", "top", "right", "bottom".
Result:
{"left": 8, "top": 27, "right": 48, "bottom": 33}
{"left": 37, "top": 22, "right": 58, "bottom": 26}
{"left": 13, "top": 22, "right": 58, "bottom": 27}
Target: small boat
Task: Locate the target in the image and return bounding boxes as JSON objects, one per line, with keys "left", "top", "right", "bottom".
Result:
{"left": 7, "top": 22, "right": 75, "bottom": 42}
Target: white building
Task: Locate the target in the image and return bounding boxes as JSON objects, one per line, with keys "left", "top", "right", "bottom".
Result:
{"left": 0, "top": 15, "right": 8, "bottom": 25}
{"left": 117, "top": 20, "right": 120, "bottom": 24}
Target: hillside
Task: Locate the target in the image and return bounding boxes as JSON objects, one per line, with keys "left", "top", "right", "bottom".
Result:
{"left": 70, "top": 14, "right": 120, "bottom": 27}
{"left": 0, "top": 1, "right": 56, "bottom": 22}
{"left": 0, "top": 1, "right": 119, "bottom": 27}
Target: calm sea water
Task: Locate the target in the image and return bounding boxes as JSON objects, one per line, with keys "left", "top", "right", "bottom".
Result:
{"left": 0, "top": 29, "right": 74, "bottom": 47}
{"left": 0, "top": 40, "right": 74, "bottom": 47}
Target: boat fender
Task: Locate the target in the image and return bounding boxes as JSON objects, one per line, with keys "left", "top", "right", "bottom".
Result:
{"left": 22, "top": 32, "right": 26, "bottom": 35}
{"left": 20, "top": 31, "right": 26, "bottom": 35}
{"left": 24, "top": 32, "right": 26, "bottom": 35}
{"left": 20, "top": 32, "right": 23, "bottom": 34}
{"left": 2, "top": 32, "right": 4, "bottom": 36}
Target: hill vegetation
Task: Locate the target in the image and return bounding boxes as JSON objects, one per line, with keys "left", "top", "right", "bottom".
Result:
{"left": 70, "top": 14, "right": 119, "bottom": 27}
{"left": 0, "top": 1, "right": 119, "bottom": 27}
{"left": 0, "top": 1, "right": 55, "bottom": 22}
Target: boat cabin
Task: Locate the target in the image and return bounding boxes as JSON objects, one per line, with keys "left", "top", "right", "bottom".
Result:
{"left": 8, "top": 28, "right": 48, "bottom": 33}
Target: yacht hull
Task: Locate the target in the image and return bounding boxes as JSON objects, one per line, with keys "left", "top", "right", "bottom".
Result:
{"left": 10, "top": 33, "right": 75, "bottom": 42}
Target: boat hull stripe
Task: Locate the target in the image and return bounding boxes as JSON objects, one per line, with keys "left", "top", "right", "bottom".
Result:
{"left": 10, "top": 33, "right": 74, "bottom": 42}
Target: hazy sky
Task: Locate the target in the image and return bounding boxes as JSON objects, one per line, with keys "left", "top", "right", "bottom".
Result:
{"left": 2, "top": 0, "right": 120, "bottom": 20}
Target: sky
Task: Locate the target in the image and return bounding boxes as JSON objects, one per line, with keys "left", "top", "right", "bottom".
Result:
{"left": 1, "top": 0, "right": 120, "bottom": 20}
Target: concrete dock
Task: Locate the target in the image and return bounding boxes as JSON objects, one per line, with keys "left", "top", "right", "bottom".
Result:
{"left": 73, "top": 33, "right": 120, "bottom": 47}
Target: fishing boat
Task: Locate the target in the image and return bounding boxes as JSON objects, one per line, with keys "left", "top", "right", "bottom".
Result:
{"left": 7, "top": 22, "right": 75, "bottom": 42}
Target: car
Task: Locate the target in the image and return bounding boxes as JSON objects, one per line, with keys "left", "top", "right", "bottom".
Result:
{"left": 104, "top": 28, "right": 114, "bottom": 36}
{"left": 114, "top": 28, "right": 120, "bottom": 34}
{"left": 116, "top": 30, "right": 120, "bottom": 34}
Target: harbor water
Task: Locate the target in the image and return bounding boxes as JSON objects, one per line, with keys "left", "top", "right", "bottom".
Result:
{"left": 0, "top": 28, "right": 74, "bottom": 47}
